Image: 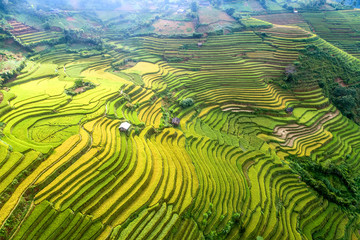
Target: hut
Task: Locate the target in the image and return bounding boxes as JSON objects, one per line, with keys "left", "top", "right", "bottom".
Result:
{"left": 285, "top": 107, "right": 294, "bottom": 114}
{"left": 172, "top": 118, "right": 180, "bottom": 126}
{"left": 119, "top": 122, "right": 131, "bottom": 132}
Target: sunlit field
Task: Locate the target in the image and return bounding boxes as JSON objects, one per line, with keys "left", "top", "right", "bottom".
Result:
{"left": 1, "top": 0, "right": 360, "bottom": 239}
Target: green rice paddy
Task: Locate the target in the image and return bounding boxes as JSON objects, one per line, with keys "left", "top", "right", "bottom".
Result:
{"left": 1, "top": 18, "right": 360, "bottom": 240}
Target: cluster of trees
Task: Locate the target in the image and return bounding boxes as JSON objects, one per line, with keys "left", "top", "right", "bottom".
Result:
{"left": 0, "top": 61, "right": 26, "bottom": 87}
{"left": 64, "top": 29, "right": 102, "bottom": 46}
{"left": 179, "top": 97, "right": 194, "bottom": 108}
{"left": 332, "top": 86, "right": 358, "bottom": 119}
{"left": 287, "top": 155, "right": 359, "bottom": 211}
{"left": 225, "top": 8, "right": 235, "bottom": 16}
{"left": 203, "top": 209, "right": 245, "bottom": 240}
{"left": 64, "top": 79, "right": 95, "bottom": 96}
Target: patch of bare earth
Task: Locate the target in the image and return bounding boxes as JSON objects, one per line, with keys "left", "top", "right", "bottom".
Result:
{"left": 0, "top": 92, "right": 3, "bottom": 105}
{"left": 153, "top": 19, "right": 194, "bottom": 35}
{"left": 335, "top": 77, "right": 348, "bottom": 87}
{"left": 74, "top": 87, "right": 85, "bottom": 93}
{"left": 66, "top": 17, "right": 76, "bottom": 22}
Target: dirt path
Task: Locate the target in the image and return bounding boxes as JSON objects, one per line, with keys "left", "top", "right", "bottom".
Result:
{"left": 335, "top": 77, "right": 348, "bottom": 87}
{"left": 0, "top": 92, "right": 3, "bottom": 105}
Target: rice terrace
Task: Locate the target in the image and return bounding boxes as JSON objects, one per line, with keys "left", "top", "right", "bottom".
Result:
{"left": 1, "top": 0, "right": 360, "bottom": 239}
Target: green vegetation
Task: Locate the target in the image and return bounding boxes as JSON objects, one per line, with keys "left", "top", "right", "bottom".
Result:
{"left": 64, "top": 79, "right": 96, "bottom": 96}
{"left": 279, "top": 44, "right": 360, "bottom": 124}
{"left": 1, "top": 1, "right": 360, "bottom": 240}
{"left": 239, "top": 17, "right": 272, "bottom": 29}
{"left": 302, "top": 10, "right": 360, "bottom": 58}
{"left": 287, "top": 155, "right": 360, "bottom": 210}
{"left": 179, "top": 98, "right": 194, "bottom": 108}
{"left": 0, "top": 50, "right": 26, "bottom": 86}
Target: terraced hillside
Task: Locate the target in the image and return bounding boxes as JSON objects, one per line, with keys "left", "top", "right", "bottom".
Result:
{"left": 1, "top": 23, "right": 360, "bottom": 240}
{"left": 7, "top": 20, "right": 64, "bottom": 47}
{"left": 253, "top": 10, "right": 360, "bottom": 59}
{"left": 301, "top": 10, "right": 360, "bottom": 58}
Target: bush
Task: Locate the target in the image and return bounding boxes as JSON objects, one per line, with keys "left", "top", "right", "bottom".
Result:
{"left": 180, "top": 98, "right": 194, "bottom": 108}
{"left": 74, "top": 79, "right": 83, "bottom": 88}
{"left": 192, "top": 33, "right": 202, "bottom": 38}
{"left": 225, "top": 8, "right": 235, "bottom": 16}
{"left": 43, "top": 22, "right": 50, "bottom": 30}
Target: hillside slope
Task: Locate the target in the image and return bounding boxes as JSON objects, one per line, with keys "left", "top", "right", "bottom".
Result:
{"left": 0, "top": 22, "right": 360, "bottom": 240}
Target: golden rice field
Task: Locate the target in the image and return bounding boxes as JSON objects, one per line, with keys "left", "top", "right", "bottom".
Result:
{"left": 1, "top": 24, "right": 360, "bottom": 239}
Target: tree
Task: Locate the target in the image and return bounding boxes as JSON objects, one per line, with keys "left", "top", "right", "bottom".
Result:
{"left": 335, "top": 95, "right": 356, "bottom": 112}
{"left": 225, "top": 8, "right": 235, "bottom": 16}
{"left": 191, "top": 1, "right": 198, "bottom": 12}
{"left": 74, "top": 79, "right": 83, "bottom": 88}
{"left": 333, "top": 86, "right": 347, "bottom": 97}
{"left": 180, "top": 98, "right": 194, "bottom": 108}
{"left": 43, "top": 22, "right": 50, "bottom": 30}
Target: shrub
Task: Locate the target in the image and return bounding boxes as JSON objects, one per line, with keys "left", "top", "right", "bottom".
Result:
{"left": 74, "top": 79, "right": 83, "bottom": 88}
{"left": 225, "top": 8, "right": 235, "bottom": 16}
{"left": 134, "top": 127, "right": 140, "bottom": 135}
{"left": 180, "top": 98, "right": 194, "bottom": 108}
